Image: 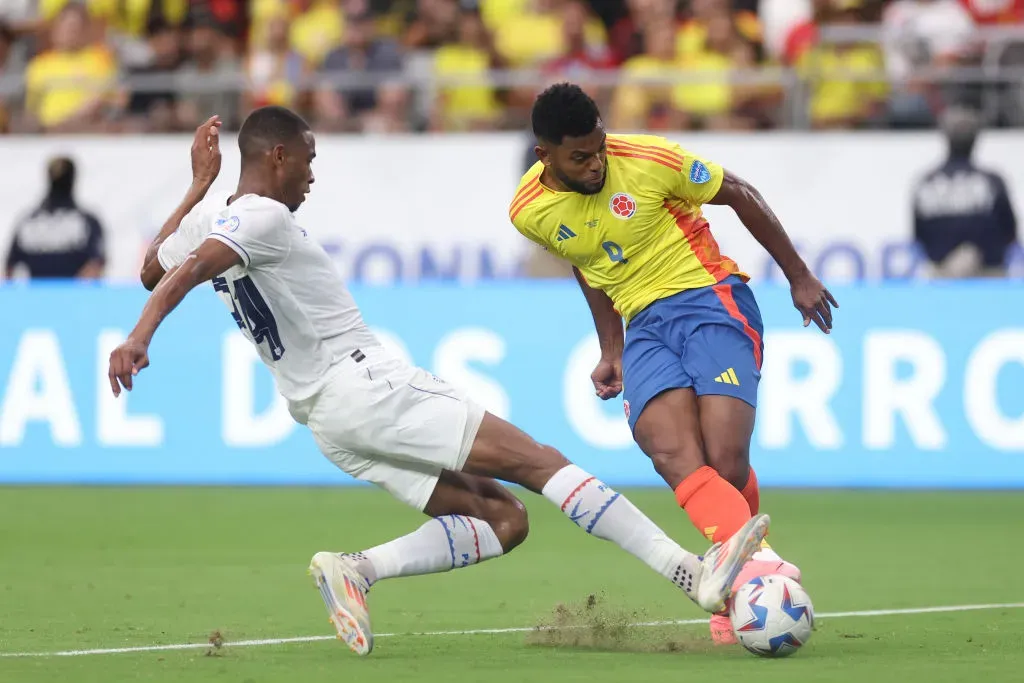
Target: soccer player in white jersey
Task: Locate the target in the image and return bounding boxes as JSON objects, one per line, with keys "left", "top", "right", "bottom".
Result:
{"left": 108, "top": 107, "right": 770, "bottom": 657}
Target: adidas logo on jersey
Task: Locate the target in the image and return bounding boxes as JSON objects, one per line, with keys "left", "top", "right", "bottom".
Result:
{"left": 556, "top": 224, "right": 577, "bottom": 241}
{"left": 714, "top": 368, "right": 740, "bottom": 385}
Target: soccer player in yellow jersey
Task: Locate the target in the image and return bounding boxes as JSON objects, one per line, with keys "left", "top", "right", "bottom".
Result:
{"left": 510, "top": 83, "right": 838, "bottom": 645}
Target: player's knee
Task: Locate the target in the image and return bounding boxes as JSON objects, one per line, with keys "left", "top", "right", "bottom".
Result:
{"left": 648, "top": 450, "right": 705, "bottom": 490}
{"left": 705, "top": 444, "right": 750, "bottom": 490}
{"left": 634, "top": 422, "right": 707, "bottom": 489}
{"left": 489, "top": 495, "right": 530, "bottom": 553}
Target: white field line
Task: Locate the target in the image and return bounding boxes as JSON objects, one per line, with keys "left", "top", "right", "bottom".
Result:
{"left": 1, "top": 602, "right": 1022, "bottom": 659}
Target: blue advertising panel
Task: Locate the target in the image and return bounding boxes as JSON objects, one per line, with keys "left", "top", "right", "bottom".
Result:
{"left": 1, "top": 281, "right": 1022, "bottom": 488}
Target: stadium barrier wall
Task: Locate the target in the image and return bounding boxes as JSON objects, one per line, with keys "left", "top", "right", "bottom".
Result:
{"left": 1, "top": 281, "right": 1022, "bottom": 488}
{"left": 1, "top": 132, "right": 1023, "bottom": 283}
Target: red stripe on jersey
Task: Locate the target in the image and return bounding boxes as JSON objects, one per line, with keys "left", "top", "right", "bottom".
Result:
{"left": 607, "top": 138, "right": 685, "bottom": 167}
{"left": 511, "top": 177, "right": 539, "bottom": 206}
{"left": 664, "top": 200, "right": 740, "bottom": 282}
{"left": 510, "top": 181, "right": 543, "bottom": 221}
{"left": 509, "top": 179, "right": 540, "bottom": 215}
{"left": 606, "top": 147, "right": 684, "bottom": 173}
{"left": 713, "top": 284, "right": 763, "bottom": 370}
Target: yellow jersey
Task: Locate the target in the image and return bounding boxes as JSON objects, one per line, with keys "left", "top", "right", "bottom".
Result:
{"left": 25, "top": 46, "right": 117, "bottom": 129}
{"left": 509, "top": 134, "right": 746, "bottom": 323}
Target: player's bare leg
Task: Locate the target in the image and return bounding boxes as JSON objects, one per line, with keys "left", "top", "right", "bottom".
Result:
{"left": 311, "top": 471, "right": 527, "bottom": 656}
{"left": 460, "top": 412, "right": 769, "bottom": 614}
{"left": 633, "top": 388, "right": 799, "bottom": 644}
{"left": 697, "top": 394, "right": 801, "bottom": 643}
{"left": 633, "top": 388, "right": 754, "bottom": 542}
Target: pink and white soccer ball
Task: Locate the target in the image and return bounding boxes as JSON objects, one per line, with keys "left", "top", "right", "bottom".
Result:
{"left": 729, "top": 574, "right": 814, "bottom": 657}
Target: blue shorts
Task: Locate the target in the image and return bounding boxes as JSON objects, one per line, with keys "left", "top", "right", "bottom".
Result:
{"left": 622, "top": 275, "right": 764, "bottom": 432}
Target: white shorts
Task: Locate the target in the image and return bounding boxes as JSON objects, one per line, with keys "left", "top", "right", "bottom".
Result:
{"left": 287, "top": 346, "right": 486, "bottom": 511}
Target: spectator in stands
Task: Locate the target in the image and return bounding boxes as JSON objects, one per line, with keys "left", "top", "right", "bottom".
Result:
{"left": 403, "top": 0, "right": 460, "bottom": 49}
{"left": 492, "top": 0, "right": 607, "bottom": 69}
{"left": 760, "top": 0, "right": 812, "bottom": 62}
{"left": 195, "top": 0, "right": 249, "bottom": 41}
{"left": 882, "top": 0, "right": 978, "bottom": 127}
{"left": 124, "top": 18, "right": 183, "bottom": 132}
{"left": 0, "top": 22, "right": 14, "bottom": 133}
{"left": 773, "top": 0, "right": 826, "bottom": 65}
{"left": 4, "top": 156, "right": 105, "bottom": 280}
{"left": 675, "top": 6, "right": 770, "bottom": 130}
{"left": 289, "top": 0, "right": 346, "bottom": 69}
{"left": 607, "top": 0, "right": 677, "bottom": 65}
{"left": 541, "top": 0, "right": 614, "bottom": 95}
{"left": 913, "top": 107, "right": 1017, "bottom": 278}
{"left": 24, "top": 4, "right": 121, "bottom": 132}
{"left": 498, "top": 0, "right": 613, "bottom": 130}
{"left": 244, "top": 12, "right": 307, "bottom": 114}
{"left": 610, "top": 20, "right": 681, "bottom": 130}
{"left": 959, "top": 0, "right": 1024, "bottom": 24}
{"left": 677, "top": 0, "right": 762, "bottom": 61}
{"left": 316, "top": 6, "right": 407, "bottom": 132}
{"left": 103, "top": 0, "right": 189, "bottom": 39}
{"left": 431, "top": 2, "right": 504, "bottom": 131}
{"left": 798, "top": 0, "right": 888, "bottom": 129}
{"left": 176, "top": 14, "right": 240, "bottom": 129}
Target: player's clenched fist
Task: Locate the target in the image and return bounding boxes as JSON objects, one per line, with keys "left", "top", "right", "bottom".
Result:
{"left": 108, "top": 338, "right": 150, "bottom": 397}
{"left": 591, "top": 357, "right": 623, "bottom": 400}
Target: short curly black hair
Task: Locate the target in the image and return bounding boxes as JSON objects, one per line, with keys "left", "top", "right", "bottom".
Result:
{"left": 531, "top": 83, "right": 601, "bottom": 145}
{"left": 238, "top": 105, "right": 310, "bottom": 161}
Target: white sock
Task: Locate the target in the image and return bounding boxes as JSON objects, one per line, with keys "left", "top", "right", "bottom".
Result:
{"left": 344, "top": 515, "right": 504, "bottom": 586}
{"left": 541, "top": 464, "right": 704, "bottom": 600}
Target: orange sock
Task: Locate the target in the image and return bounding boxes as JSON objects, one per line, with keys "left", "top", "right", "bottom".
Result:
{"left": 674, "top": 466, "right": 752, "bottom": 545}
{"left": 740, "top": 468, "right": 760, "bottom": 516}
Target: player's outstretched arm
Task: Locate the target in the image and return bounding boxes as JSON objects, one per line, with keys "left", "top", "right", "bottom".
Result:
{"left": 572, "top": 266, "right": 624, "bottom": 399}
{"left": 140, "top": 116, "right": 222, "bottom": 291}
{"left": 109, "top": 239, "right": 241, "bottom": 397}
{"left": 709, "top": 171, "right": 839, "bottom": 334}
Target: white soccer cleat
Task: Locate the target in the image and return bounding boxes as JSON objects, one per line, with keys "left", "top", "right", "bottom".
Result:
{"left": 694, "top": 513, "right": 771, "bottom": 614}
{"left": 309, "top": 551, "right": 374, "bottom": 656}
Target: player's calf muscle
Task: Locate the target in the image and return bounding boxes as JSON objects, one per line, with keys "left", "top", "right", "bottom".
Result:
{"left": 424, "top": 470, "right": 530, "bottom": 552}
{"left": 702, "top": 446, "right": 750, "bottom": 490}
{"left": 697, "top": 395, "right": 755, "bottom": 489}
{"left": 462, "top": 413, "right": 571, "bottom": 493}
{"left": 633, "top": 422, "right": 707, "bottom": 490}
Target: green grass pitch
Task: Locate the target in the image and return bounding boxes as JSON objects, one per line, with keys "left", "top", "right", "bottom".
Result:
{"left": 1, "top": 487, "right": 1022, "bottom": 682}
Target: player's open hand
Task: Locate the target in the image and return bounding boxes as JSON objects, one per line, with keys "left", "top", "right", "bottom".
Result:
{"left": 191, "top": 115, "right": 222, "bottom": 188}
{"left": 591, "top": 357, "right": 623, "bottom": 400}
{"left": 108, "top": 338, "right": 150, "bottom": 397}
{"left": 790, "top": 273, "right": 838, "bottom": 334}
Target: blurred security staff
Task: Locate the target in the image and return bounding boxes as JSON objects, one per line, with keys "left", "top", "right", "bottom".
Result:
{"left": 4, "top": 157, "right": 106, "bottom": 280}
{"left": 913, "top": 107, "right": 1017, "bottom": 278}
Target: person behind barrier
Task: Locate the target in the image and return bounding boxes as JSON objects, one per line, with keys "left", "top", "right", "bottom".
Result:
{"left": 4, "top": 156, "right": 106, "bottom": 280}
{"left": 913, "top": 106, "right": 1018, "bottom": 278}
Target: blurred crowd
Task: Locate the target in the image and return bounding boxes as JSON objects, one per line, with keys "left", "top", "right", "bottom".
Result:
{"left": 0, "top": 0, "right": 1022, "bottom": 134}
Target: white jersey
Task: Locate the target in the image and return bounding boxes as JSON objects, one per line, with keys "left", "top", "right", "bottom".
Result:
{"left": 157, "top": 192, "right": 379, "bottom": 401}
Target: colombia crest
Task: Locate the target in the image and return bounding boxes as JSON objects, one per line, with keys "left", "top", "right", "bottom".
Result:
{"left": 609, "top": 193, "right": 636, "bottom": 219}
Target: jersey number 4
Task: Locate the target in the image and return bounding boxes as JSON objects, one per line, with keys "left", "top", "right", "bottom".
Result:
{"left": 212, "top": 276, "right": 286, "bottom": 361}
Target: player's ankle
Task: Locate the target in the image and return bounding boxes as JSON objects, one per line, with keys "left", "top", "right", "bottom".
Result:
{"left": 341, "top": 552, "right": 378, "bottom": 586}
